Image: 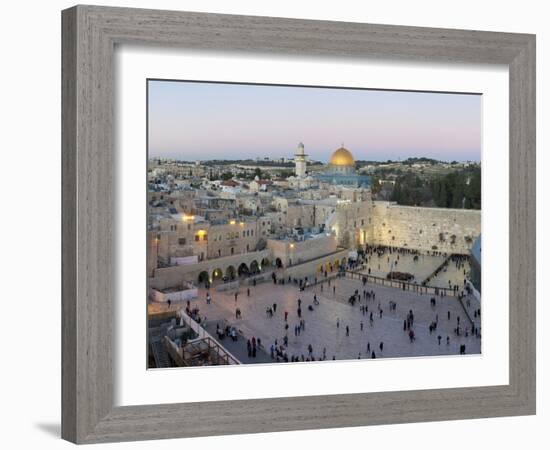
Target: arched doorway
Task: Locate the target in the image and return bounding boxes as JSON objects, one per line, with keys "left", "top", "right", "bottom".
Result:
{"left": 250, "top": 260, "right": 259, "bottom": 274}
{"left": 212, "top": 268, "right": 223, "bottom": 282}
{"left": 226, "top": 265, "right": 236, "bottom": 280}
{"left": 261, "top": 257, "right": 270, "bottom": 269}
{"left": 238, "top": 262, "right": 249, "bottom": 277}
{"left": 275, "top": 257, "right": 283, "bottom": 268}
{"left": 198, "top": 271, "right": 209, "bottom": 285}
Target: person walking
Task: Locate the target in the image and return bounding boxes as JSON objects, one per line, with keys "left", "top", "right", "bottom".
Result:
{"left": 379, "top": 341, "right": 384, "bottom": 352}
{"left": 346, "top": 325, "right": 350, "bottom": 336}
{"left": 438, "top": 335, "right": 442, "bottom": 345}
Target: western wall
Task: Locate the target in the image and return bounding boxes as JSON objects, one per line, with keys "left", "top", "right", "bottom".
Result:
{"left": 366, "top": 201, "right": 481, "bottom": 254}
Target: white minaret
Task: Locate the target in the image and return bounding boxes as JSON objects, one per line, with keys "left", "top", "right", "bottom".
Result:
{"left": 294, "top": 142, "right": 308, "bottom": 178}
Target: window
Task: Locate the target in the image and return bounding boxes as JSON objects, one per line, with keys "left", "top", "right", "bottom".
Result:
{"left": 195, "top": 235, "right": 200, "bottom": 242}
{"left": 203, "top": 234, "right": 208, "bottom": 241}
{"left": 178, "top": 238, "right": 186, "bottom": 246}
{"left": 231, "top": 247, "right": 234, "bottom": 255}
{"left": 243, "top": 231, "right": 246, "bottom": 238}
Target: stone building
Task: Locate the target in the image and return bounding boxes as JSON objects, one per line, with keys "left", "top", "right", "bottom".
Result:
{"left": 315, "top": 146, "right": 371, "bottom": 187}
{"left": 366, "top": 201, "right": 481, "bottom": 254}
{"left": 147, "top": 147, "right": 481, "bottom": 288}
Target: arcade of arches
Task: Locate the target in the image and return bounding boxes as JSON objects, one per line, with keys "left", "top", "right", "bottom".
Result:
{"left": 197, "top": 257, "right": 272, "bottom": 284}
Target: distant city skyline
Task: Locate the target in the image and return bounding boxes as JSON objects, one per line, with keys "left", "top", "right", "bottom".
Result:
{"left": 148, "top": 80, "right": 482, "bottom": 163}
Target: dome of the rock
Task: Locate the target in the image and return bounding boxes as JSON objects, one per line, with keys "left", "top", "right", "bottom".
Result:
{"left": 329, "top": 147, "right": 355, "bottom": 166}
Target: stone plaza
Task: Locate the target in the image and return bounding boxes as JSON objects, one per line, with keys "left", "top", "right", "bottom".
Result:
{"left": 181, "top": 267, "right": 481, "bottom": 364}
{"left": 147, "top": 145, "right": 481, "bottom": 367}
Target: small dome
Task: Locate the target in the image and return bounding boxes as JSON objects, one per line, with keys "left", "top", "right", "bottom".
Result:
{"left": 329, "top": 147, "right": 355, "bottom": 166}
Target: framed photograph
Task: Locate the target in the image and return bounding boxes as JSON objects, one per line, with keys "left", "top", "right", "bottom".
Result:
{"left": 62, "top": 5, "right": 536, "bottom": 444}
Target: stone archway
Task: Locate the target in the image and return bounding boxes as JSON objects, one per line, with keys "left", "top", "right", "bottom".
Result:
{"left": 261, "top": 257, "right": 270, "bottom": 269}
{"left": 198, "top": 271, "right": 209, "bottom": 285}
{"left": 275, "top": 257, "right": 283, "bottom": 268}
{"left": 226, "top": 265, "right": 236, "bottom": 280}
{"left": 212, "top": 268, "right": 223, "bottom": 281}
{"left": 238, "top": 262, "right": 249, "bottom": 277}
{"left": 250, "top": 260, "right": 259, "bottom": 274}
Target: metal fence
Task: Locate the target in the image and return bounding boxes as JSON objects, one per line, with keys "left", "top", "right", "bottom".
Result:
{"left": 344, "top": 270, "right": 458, "bottom": 297}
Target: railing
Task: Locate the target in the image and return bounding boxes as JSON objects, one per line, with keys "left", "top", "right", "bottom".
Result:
{"left": 344, "top": 270, "right": 458, "bottom": 297}
{"left": 177, "top": 309, "right": 240, "bottom": 364}
{"left": 421, "top": 254, "right": 453, "bottom": 285}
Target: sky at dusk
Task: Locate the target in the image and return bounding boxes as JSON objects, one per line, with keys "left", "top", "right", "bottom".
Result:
{"left": 148, "top": 80, "right": 481, "bottom": 163}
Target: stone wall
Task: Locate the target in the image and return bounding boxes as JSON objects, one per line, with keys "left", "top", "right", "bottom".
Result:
{"left": 281, "top": 249, "right": 348, "bottom": 280}
{"left": 267, "top": 234, "right": 337, "bottom": 268}
{"left": 149, "top": 249, "right": 271, "bottom": 290}
{"left": 366, "top": 201, "right": 481, "bottom": 254}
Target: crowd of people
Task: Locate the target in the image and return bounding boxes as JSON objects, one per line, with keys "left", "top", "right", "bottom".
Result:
{"left": 198, "top": 252, "right": 480, "bottom": 363}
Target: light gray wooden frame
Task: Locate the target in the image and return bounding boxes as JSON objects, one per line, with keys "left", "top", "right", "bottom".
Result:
{"left": 62, "top": 4, "right": 536, "bottom": 444}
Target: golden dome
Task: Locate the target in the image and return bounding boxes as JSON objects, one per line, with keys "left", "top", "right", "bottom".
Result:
{"left": 329, "top": 147, "right": 355, "bottom": 166}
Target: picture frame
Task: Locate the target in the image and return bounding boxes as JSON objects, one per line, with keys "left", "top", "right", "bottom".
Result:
{"left": 61, "top": 5, "right": 536, "bottom": 444}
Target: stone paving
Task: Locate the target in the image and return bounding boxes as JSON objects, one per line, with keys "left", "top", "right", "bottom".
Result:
{"left": 428, "top": 259, "right": 471, "bottom": 289}
{"left": 188, "top": 273, "right": 481, "bottom": 363}
{"left": 361, "top": 252, "right": 446, "bottom": 283}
